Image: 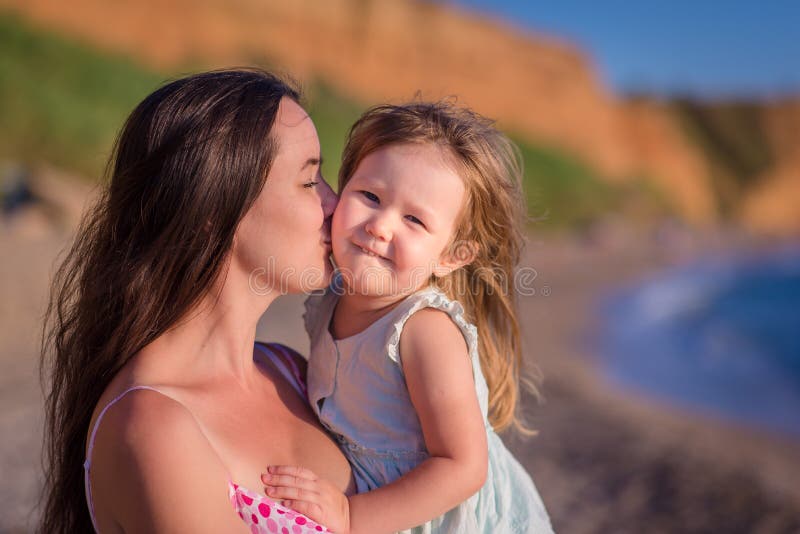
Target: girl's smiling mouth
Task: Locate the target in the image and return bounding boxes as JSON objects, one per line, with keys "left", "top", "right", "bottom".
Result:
{"left": 353, "top": 241, "right": 390, "bottom": 261}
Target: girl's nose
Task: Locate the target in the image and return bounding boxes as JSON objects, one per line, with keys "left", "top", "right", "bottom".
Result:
{"left": 365, "top": 212, "right": 392, "bottom": 241}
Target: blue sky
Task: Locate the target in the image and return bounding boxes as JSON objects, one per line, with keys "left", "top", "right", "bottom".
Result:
{"left": 453, "top": 0, "right": 800, "bottom": 98}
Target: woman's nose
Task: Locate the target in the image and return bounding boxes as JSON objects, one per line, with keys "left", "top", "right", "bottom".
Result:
{"left": 319, "top": 180, "right": 338, "bottom": 218}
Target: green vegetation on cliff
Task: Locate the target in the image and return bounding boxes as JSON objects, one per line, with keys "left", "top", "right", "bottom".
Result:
{"left": 0, "top": 12, "right": 366, "bottom": 187}
{"left": 1, "top": 11, "right": 658, "bottom": 229}
{"left": 0, "top": 12, "right": 164, "bottom": 179}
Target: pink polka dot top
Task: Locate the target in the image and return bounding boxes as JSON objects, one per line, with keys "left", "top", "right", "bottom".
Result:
{"left": 229, "top": 481, "right": 329, "bottom": 534}
{"left": 84, "top": 343, "right": 330, "bottom": 533}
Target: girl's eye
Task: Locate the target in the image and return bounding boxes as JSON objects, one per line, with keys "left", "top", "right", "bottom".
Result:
{"left": 303, "top": 181, "right": 319, "bottom": 189}
{"left": 405, "top": 215, "right": 425, "bottom": 227}
{"left": 360, "top": 191, "right": 379, "bottom": 203}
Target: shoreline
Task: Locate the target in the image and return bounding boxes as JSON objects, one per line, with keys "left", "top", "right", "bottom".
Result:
{"left": 510, "top": 227, "right": 800, "bottom": 532}
{"left": 596, "top": 241, "right": 800, "bottom": 438}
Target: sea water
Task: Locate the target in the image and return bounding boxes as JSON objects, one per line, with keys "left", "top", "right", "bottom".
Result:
{"left": 599, "top": 244, "right": 800, "bottom": 438}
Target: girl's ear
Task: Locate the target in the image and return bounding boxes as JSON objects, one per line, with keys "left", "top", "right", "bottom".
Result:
{"left": 434, "top": 240, "right": 479, "bottom": 277}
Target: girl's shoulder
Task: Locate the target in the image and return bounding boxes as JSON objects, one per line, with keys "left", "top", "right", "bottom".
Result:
{"left": 386, "top": 286, "right": 479, "bottom": 367}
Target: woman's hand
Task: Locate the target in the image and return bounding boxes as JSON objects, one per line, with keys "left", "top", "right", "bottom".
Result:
{"left": 262, "top": 465, "right": 351, "bottom": 534}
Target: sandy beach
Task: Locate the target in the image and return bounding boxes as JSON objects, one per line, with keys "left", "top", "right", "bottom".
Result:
{"left": 1, "top": 177, "right": 799, "bottom": 533}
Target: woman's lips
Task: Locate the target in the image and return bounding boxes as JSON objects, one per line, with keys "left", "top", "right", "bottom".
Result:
{"left": 321, "top": 220, "right": 332, "bottom": 245}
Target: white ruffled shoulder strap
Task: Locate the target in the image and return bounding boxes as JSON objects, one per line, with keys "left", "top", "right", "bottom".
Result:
{"left": 385, "top": 287, "right": 480, "bottom": 368}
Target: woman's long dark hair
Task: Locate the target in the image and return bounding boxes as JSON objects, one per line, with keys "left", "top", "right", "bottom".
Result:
{"left": 39, "top": 69, "right": 300, "bottom": 533}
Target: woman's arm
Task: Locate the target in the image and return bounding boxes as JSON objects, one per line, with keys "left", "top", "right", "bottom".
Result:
{"left": 264, "top": 308, "right": 488, "bottom": 533}
{"left": 90, "top": 389, "right": 250, "bottom": 533}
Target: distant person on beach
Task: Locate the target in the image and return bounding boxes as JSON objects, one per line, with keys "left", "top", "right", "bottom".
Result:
{"left": 40, "top": 69, "right": 353, "bottom": 533}
{"left": 261, "top": 102, "right": 554, "bottom": 532}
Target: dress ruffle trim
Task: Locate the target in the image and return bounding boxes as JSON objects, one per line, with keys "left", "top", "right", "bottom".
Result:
{"left": 385, "top": 288, "right": 480, "bottom": 367}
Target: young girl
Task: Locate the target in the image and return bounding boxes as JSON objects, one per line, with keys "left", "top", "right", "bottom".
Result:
{"left": 262, "top": 102, "right": 553, "bottom": 533}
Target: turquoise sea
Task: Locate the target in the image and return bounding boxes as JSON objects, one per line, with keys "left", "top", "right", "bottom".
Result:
{"left": 599, "top": 244, "right": 800, "bottom": 438}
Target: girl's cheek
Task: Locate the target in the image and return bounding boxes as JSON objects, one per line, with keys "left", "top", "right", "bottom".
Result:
{"left": 330, "top": 202, "right": 349, "bottom": 234}
{"left": 333, "top": 196, "right": 358, "bottom": 223}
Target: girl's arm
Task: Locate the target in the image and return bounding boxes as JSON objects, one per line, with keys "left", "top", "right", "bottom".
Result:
{"left": 264, "top": 308, "right": 488, "bottom": 533}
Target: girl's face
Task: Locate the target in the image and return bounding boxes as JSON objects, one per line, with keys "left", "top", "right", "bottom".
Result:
{"left": 331, "top": 142, "right": 466, "bottom": 298}
{"left": 234, "top": 98, "right": 338, "bottom": 295}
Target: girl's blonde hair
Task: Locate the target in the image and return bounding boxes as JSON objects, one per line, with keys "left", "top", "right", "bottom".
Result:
{"left": 339, "top": 101, "right": 538, "bottom": 434}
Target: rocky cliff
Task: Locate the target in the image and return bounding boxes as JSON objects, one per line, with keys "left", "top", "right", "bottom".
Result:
{"left": 2, "top": 0, "right": 797, "bottom": 232}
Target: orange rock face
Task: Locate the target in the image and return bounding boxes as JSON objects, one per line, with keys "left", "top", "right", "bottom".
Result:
{"left": 741, "top": 99, "right": 800, "bottom": 234}
{"left": 2, "top": 0, "right": 798, "bottom": 232}
{"left": 741, "top": 163, "right": 800, "bottom": 235}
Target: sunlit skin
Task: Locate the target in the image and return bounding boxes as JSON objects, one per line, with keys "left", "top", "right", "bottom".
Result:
{"left": 262, "top": 141, "right": 488, "bottom": 534}
{"left": 329, "top": 142, "right": 469, "bottom": 338}
{"left": 87, "top": 98, "right": 353, "bottom": 534}
{"left": 233, "top": 98, "right": 337, "bottom": 297}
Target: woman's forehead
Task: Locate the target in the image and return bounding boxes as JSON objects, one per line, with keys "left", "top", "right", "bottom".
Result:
{"left": 276, "top": 98, "right": 310, "bottom": 127}
{"left": 273, "top": 99, "right": 320, "bottom": 154}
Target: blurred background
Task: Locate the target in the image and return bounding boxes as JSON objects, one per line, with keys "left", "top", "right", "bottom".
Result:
{"left": 1, "top": 0, "right": 798, "bottom": 532}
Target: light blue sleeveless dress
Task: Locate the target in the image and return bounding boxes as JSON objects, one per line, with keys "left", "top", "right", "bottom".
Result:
{"left": 305, "top": 282, "right": 554, "bottom": 533}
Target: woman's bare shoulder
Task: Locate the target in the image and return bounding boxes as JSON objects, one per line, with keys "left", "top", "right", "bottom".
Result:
{"left": 89, "top": 388, "right": 248, "bottom": 532}
{"left": 95, "top": 387, "right": 207, "bottom": 459}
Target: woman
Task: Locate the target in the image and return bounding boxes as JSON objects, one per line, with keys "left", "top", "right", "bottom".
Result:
{"left": 40, "top": 69, "right": 354, "bottom": 533}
